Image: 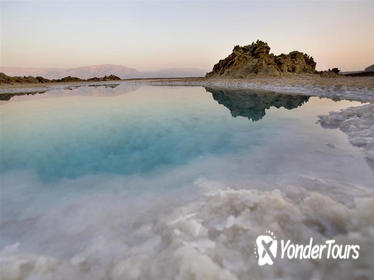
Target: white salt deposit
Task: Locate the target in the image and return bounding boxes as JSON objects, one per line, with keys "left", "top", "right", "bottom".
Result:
{"left": 1, "top": 182, "right": 373, "bottom": 280}
{"left": 2, "top": 77, "right": 374, "bottom": 102}
{"left": 319, "top": 104, "right": 374, "bottom": 162}
{"left": 148, "top": 79, "right": 374, "bottom": 103}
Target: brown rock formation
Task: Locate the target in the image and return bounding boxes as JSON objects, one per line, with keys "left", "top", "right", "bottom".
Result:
{"left": 0, "top": 73, "right": 121, "bottom": 84}
{"left": 52, "top": 76, "right": 82, "bottom": 83}
{"left": 87, "top": 75, "right": 121, "bottom": 82}
{"left": 206, "top": 40, "right": 316, "bottom": 78}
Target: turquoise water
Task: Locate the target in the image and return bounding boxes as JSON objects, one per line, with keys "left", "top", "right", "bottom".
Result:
{"left": 0, "top": 85, "right": 368, "bottom": 181}
{"left": 0, "top": 86, "right": 309, "bottom": 181}
{"left": 0, "top": 84, "right": 373, "bottom": 257}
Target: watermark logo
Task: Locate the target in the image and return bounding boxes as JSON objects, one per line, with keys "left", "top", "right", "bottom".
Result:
{"left": 255, "top": 230, "right": 277, "bottom": 266}
{"left": 254, "top": 230, "right": 360, "bottom": 266}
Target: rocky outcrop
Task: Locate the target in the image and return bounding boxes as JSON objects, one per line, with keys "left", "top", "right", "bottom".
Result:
{"left": 87, "top": 75, "right": 121, "bottom": 82}
{"left": 53, "top": 76, "right": 82, "bottom": 83}
{"left": 0, "top": 73, "right": 121, "bottom": 84}
{"left": 206, "top": 40, "right": 316, "bottom": 78}
{"left": 0, "top": 73, "right": 42, "bottom": 84}
{"left": 318, "top": 68, "right": 340, "bottom": 78}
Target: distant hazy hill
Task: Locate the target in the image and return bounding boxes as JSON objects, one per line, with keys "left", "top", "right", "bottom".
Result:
{"left": 0, "top": 65, "right": 140, "bottom": 79}
{"left": 365, "top": 64, "right": 374, "bottom": 72}
{"left": 341, "top": 64, "right": 374, "bottom": 77}
{"left": 58, "top": 64, "right": 140, "bottom": 79}
{"left": 0, "top": 64, "right": 206, "bottom": 79}
{"left": 143, "top": 68, "right": 207, "bottom": 78}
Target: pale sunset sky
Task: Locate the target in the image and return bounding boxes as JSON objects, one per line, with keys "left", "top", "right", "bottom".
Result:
{"left": 1, "top": 0, "right": 373, "bottom": 71}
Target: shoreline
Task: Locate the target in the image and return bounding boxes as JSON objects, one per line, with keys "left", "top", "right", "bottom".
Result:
{"left": 148, "top": 75, "right": 374, "bottom": 103}
{"left": 1, "top": 75, "right": 373, "bottom": 102}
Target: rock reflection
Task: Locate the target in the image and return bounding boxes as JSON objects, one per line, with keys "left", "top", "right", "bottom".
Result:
{"left": 205, "top": 87, "right": 310, "bottom": 121}
{"left": 0, "top": 91, "right": 47, "bottom": 101}
{"left": 87, "top": 84, "right": 120, "bottom": 89}
{"left": 0, "top": 83, "right": 131, "bottom": 101}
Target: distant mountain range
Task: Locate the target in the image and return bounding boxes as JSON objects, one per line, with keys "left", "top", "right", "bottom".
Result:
{"left": 0, "top": 64, "right": 207, "bottom": 79}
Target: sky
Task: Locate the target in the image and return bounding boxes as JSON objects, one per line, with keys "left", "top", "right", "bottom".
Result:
{"left": 1, "top": 0, "right": 373, "bottom": 71}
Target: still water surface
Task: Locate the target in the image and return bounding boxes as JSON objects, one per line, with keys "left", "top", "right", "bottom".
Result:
{"left": 0, "top": 85, "right": 373, "bottom": 277}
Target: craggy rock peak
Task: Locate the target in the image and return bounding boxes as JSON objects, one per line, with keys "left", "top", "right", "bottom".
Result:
{"left": 205, "top": 87, "right": 310, "bottom": 122}
{"left": 206, "top": 40, "right": 316, "bottom": 78}
{"left": 0, "top": 72, "right": 121, "bottom": 84}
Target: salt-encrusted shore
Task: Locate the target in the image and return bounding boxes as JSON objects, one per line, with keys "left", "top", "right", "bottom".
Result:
{"left": 319, "top": 104, "right": 374, "bottom": 162}
{"left": 147, "top": 76, "right": 374, "bottom": 103}
{"left": 0, "top": 80, "right": 123, "bottom": 94}
{"left": 1, "top": 75, "right": 374, "bottom": 102}
{"left": 1, "top": 184, "right": 373, "bottom": 280}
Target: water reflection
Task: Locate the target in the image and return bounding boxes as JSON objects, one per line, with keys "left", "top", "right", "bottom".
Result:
{"left": 0, "top": 83, "right": 130, "bottom": 102}
{"left": 87, "top": 84, "right": 120, "bottom": 89}
{"left": 0, "top": 91, "right": 47, "bottom": 101}
{"left": 205, "top": 87, "right": 310, "bottom": 121}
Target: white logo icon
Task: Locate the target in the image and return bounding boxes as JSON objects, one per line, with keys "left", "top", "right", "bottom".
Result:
{"left": 255, "top": 230, "right": 277, "bottom": 266}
